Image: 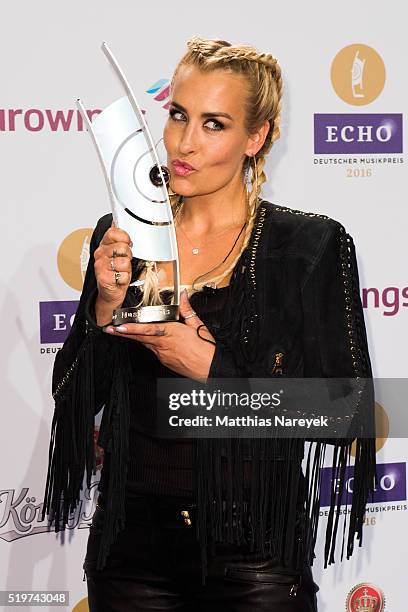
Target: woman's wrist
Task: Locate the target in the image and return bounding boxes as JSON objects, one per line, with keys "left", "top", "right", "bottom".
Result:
{"left": 95, "top": 294, "right": 123, "bottom": 326}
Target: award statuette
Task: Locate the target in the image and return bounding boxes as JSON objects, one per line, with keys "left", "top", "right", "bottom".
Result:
{"left": 76, "top": 42, "right": 180, "bottom": 325}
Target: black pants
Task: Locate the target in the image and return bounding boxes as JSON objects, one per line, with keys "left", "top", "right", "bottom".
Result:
{"left": 83, "top": 493, "right": 319, "bottom": 611}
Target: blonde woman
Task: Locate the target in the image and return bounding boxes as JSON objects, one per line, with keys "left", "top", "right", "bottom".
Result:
{"left": 43, "top": 36, "right": 376, "bottom": 611}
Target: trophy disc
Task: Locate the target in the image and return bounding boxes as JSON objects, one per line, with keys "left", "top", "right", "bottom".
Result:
{"left": 77, "top": 43, "right": 180, "bottom": 324}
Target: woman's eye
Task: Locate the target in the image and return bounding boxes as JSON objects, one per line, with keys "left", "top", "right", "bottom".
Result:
{"left": 168, "top": 109, "right": 224, "bottom": 131}
{"left": 169, "top": 109, "right": 186, "bottom": 122}
{"left": 205, "top": 119, "right": 224, "bottom": 131}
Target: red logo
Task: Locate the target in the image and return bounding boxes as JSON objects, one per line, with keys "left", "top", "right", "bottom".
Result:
{"left": 346, "top": 583, "right": 385, "bottom": 611}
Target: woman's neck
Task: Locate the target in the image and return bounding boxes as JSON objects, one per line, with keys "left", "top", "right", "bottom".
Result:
{"left": 179, "top": 180, "right": 247, "bottom": 235}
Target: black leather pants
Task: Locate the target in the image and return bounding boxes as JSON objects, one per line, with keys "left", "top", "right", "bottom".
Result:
{"left": 83, "top": 493, "right": 319, "bottom": 611}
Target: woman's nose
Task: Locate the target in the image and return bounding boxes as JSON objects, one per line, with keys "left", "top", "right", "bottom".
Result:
{"left": 178, "top": 122, "right": 198, "bottom": 155}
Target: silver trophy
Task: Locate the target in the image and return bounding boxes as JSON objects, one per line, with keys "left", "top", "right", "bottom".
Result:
{"left": 76, "top": 42, "right": 180, "bottom": 324}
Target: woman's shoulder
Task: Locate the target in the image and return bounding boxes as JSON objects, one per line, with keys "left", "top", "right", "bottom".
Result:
{"left": 259, "top": 199, "right": 347, "bottom": 261}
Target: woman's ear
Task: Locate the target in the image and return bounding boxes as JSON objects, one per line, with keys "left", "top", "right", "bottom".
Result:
{"left": 245, "top": 120, "right": 270, "bottom": 157}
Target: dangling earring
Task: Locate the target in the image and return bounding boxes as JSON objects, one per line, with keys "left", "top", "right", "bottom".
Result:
{"left": 252, "top": 155, "right": 258, "bottom": 196}
{"left": 244, "top": 157, "right": 253, "bottom": 194}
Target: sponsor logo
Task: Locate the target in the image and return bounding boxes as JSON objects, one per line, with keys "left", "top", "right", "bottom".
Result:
{"left": 57, "top": 228, "right": 93, "bottom": 291}
{"left": 39, "top": 228, "right": 92, "bottom": 352}
{"left": 0, "top": 429, "right": 101, "bottom": 543}
{"left": 330, "top": 44, "right": 386, "bottom": 106}
{"left": 314, "top": 44, "right": 404, "bottom": 168}
{"left": 39, "top": 300, "right": 78, "bottom": 345}
{"left": 320, "top": 461, "right": 406, "bottom": 508}
{"left": 348, "top": 402, "right": 388, "bottom": 458}
{"left": 314, "top": 113, "right": 402, "bottom": 155}
{"left": 0, "top": 78, "right": 168, "bottom": 132}
{"left": 0, "top": 108, "right": 101, "bottom": 132}
{"left": 0, "top": 481, "right": 98, "bottom": 542}
{"left": 146, "top": 79, "right": 171, "bottom": 109}
{"left": 362, "top": 285, "right": 408, "bottom": 316}
{"left": 72, "top": 599, "right": 89, "bottom": 612}
{"left": 346, "top": 583, "right": 386, "bottom": 611}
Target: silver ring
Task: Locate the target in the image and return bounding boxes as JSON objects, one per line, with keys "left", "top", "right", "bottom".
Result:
{"left": 110, "top": 258, "right": 116, "bottom": 272}
{"left": 114, "top": 271, "right": 121, "bottom": 285}
{"left": 184, "top": 311, "right": 198, "bottom": 320}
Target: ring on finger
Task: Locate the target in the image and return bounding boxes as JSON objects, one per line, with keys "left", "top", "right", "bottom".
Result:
{"left": 184, "top": 311, "right": 198, "bottom": 320}
{"left": 114, "top": 271, "right": 122, "bottom": 285}
{"left": 113, "top": 249, "right": 128, "bottom": 258}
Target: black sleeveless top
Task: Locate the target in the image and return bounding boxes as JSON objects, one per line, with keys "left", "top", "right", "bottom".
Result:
{"left": 125, "top": 285, "right": 231, "bottom": 500}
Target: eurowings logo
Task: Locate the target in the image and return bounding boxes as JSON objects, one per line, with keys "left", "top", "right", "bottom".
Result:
{"left": 1, "top": 80, "right": 170, "bottom": 132}
{"left": 146, "top": 79, "right": 171, "bottom": 109}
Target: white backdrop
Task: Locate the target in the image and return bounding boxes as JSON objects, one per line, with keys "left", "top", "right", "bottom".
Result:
{"left": 1, "top": 1, "right": 406, "bottom": 610}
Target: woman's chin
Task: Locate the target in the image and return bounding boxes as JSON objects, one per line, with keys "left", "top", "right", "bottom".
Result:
{"left": 168, "top": 181, "right": 198, "bottom": 198}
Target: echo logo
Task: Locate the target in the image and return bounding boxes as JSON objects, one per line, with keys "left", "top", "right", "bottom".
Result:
{"left": 314, "top": 44, "right": 403, "bottom": 156}
{"left": 72, "top": 598, "right": 89, "bottom": 612}
{"left": 331, "top": 44, "right": 386, "bottom": 106}
{"left": 39, "top": 300, "right": 79, "bottom": 344}
{"left": 319, "top": 462, "right": 406, "bottom": 507}
{"left": 314, "top": 113, "right": 403, "bottom": 154}
{"left": 57, "top": 228, "right": 93, "bottom": 291}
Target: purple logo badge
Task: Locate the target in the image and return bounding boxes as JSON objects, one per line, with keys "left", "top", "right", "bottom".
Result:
{"left": 314, "top": 114, "right": 403, "bottom": 154}
{"left": 320, "top": 461, "right": 406, "bottom": 507}
{"left": 39, "top": 300, "right": 79, "bottom": 344}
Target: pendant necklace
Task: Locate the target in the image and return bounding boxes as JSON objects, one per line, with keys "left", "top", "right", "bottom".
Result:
{"left": 177, "top": 219, "right": 245, "bottom": 255}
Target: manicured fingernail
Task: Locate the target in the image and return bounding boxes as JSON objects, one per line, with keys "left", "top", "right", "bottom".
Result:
{"left": 116, "top": 326, "right": 127, "bottom": 333}
{"left": 104, "top": 326, "right": 115, "bottom": 334}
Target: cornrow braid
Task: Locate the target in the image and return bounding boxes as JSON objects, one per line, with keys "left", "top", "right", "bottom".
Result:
{"left": 187, "top": 36, "right": 278, "bottom": 71}
{"left": 137, "top": 35, "right": 283, "bottom": 305}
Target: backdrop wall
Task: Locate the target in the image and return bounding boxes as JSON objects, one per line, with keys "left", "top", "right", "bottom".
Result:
{"left": 1, "top": 2, "right": 406, "bottom": 610}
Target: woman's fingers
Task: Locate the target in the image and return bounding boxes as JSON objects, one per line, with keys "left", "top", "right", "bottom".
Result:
{"left": 107, "top": 255, "right": 131, "bottom": 273}
{"left": 111, "top": 270, "right": 132, "bottom": 286}
{"left": 101, "top": 226, "right": 132, "bottom": 247}
{"left": 107, "top": 323, "right": 172, "bottom": 336}
{"left": 94, "top": 241, "right": 133, "bottom": 261}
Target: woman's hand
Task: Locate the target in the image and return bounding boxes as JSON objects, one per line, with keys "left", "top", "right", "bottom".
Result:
{"left": 94, "top": 226, "right": 133, "bottom": 325}
{"left": 104, "top": 290, "right": 216, "bottom": 382}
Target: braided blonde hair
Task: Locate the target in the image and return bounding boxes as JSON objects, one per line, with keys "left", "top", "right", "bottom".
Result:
{"left": 140, "top": 35, "right": 283, "bottom": 305}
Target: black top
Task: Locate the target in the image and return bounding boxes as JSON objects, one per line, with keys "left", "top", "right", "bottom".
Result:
{"left": 126, "top": 285, "right": 230, "bottom": 499}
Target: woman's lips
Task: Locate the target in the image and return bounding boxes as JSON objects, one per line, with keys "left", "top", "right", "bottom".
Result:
{"left": 172, "top": 160, "right": 196, "bottom": 177}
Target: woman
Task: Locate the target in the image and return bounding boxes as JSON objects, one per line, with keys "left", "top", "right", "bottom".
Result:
{"left": 42, "top": 36, "right": 376, "bottom": 611}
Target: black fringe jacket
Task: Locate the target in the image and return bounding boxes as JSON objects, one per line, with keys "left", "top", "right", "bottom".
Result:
{"left": 41, "top": 200, "right": 376, "bottom": 585}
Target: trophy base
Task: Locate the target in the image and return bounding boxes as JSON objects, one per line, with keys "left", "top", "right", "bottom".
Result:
{"left": 112, "top": 304, "right": 179, "bottom": 325}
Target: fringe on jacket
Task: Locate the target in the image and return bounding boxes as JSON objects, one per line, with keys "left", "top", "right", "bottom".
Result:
{"left": 41, "top": 203, "right": 377, "bottom": 586}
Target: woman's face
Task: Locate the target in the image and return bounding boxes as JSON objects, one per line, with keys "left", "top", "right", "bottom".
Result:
{"left": 163, "top": 64, "right": 258, "bottom": 198}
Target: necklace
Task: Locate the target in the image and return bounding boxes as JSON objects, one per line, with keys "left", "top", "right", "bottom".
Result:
{"left": 191, "top": 221, "right": 246, "bottom": 291}
{"left": 177, "top": 217, "right": 246, "bottom": 255}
